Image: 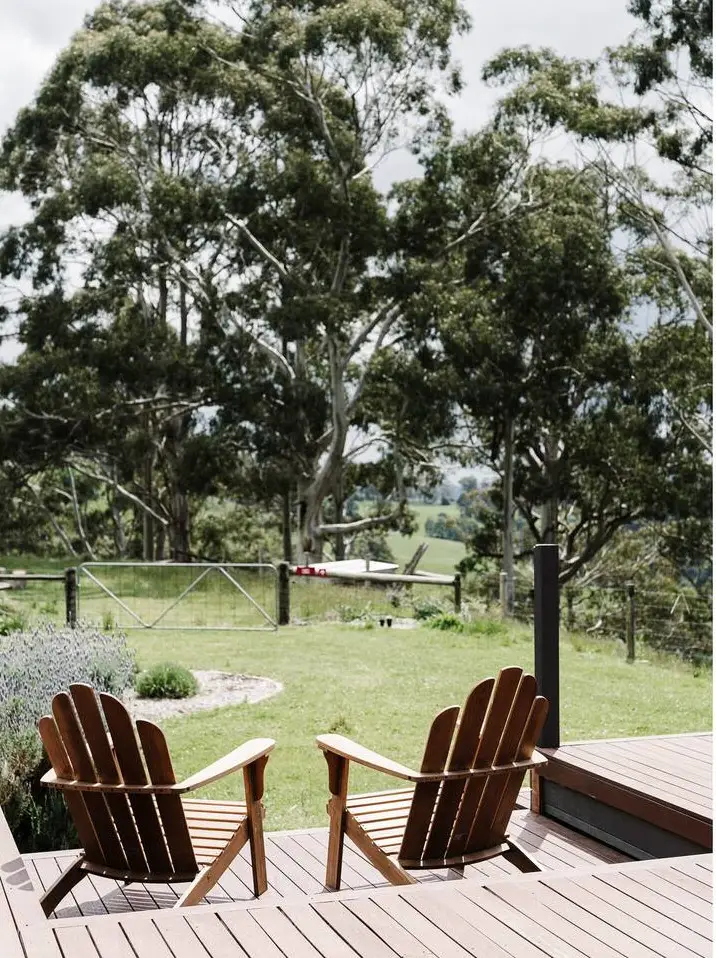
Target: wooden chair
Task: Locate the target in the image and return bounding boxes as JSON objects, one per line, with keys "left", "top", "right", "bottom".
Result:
{"left": 37, "top": 683, "right": 274, "bottom": 915}
{"left": 317, "top": 666, "right": 548, "bottom": 889}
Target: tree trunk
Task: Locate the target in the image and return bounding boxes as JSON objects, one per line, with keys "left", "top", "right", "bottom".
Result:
{"left": 171, "top": 489, "right": 191, "bottom": 561}
{"left": 281, "top": 491, "right": 293, "bottom": 563}
{"left": 179, "top": 277, "right": 188, "bottom": 348}
{"left": 109, "top": 494, "right": 127, "bottom": 559}
{"left": 155, "top": 523, "right": 166, "bottom": 561}
{"left": 297, "top": 480, "right": 323, "bottom": 564}
{"left": 540, "top": 435, "right": 560, "bottom": 544}
{"left": 334, "top": 482, "right": 346, "bottom": 561}
{"left": 502, "top": 411, "right": 515, "bottom": 615}
{"left": 143, "top": 453, "right": 155, "bottom": 561}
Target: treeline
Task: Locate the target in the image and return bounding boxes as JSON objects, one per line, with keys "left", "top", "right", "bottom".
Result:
{"left": 0, "top": 0, "right": 710, "bottom": 600}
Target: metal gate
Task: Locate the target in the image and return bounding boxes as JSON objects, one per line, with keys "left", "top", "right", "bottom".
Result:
{"left": 78, "top": 562, "right": 278, "bottom": 631}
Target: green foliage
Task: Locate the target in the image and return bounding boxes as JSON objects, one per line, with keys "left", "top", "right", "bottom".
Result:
{"left": 135, "top": 662, "right": 199, "bottom": 699}
{"left": 0, "top": 623, "right": 135, "bottom": 852}
{"left": 427, "top": 612, "right": 464, "bottom": 631}
{"left": 349, "top": 530, "right": 395, "bottom": 563}
{"left": 192, "top": 502, "right": 281, "bottom": 562}
{"left": 412, "top": 598, "right": 447, "bottom": 620}
{"left": 0, "top": 600, "right": 27, "bottom": 636}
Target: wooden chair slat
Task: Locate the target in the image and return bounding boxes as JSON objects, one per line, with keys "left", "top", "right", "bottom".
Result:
{"left": 39, "top": 685, "right": 271, "bottom": 913}
{"left": 70, "top": 685, "right": 148, "bottom": 874}
{"left": 136, "top": 720, "right": 198, "bottom": 874}
{"left": 398, "top": 705, "right": 459, "bottom": 862}
{"left": 465, "top": 673, "right": 537, "bottom": 851}
{"left": 486, "top": 696, "right": 548, "bottom": 845}
{"left": 320, "top": 668, "right": 548, "bottom": 889}
{"left": 38, "top": 716, "right": 105, "bottom": 865}
{"left": 52, "top": 692, "right": 128, "bottom": 870}
{"left": 100, "top": 693, "right": 173, "bottom": 875}
{"left": 445, "top": 666, "right": 522, "bottom": 858}
{"left": 422, "top": 677, "right": 495, "bottom": 861}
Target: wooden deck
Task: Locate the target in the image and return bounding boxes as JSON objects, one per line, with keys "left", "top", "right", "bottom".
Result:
{"left": 536, "top": 732, "right": 713, "bottom": 858}
{"left": 24, "top": 854, "right": 714, "bottom": 957}
{"left": 26, "top": 803, "right": 629, "bottom": 921}
{"left": 3, "top": 733, "right": 713, "bottom": 957}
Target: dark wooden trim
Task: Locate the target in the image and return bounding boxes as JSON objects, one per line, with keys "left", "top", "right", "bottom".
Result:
{"left": 538, "top": 758, "right": 711, "bottom": 849}
{"left": 542, "top": 780, "right": 710, "bottom": 860}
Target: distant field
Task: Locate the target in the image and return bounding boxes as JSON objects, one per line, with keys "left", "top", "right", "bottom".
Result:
{"left": 364, "top": 501, "right": 466, "bottom": 575}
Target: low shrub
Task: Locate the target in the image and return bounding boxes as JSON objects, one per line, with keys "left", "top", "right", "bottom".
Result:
{"left": 413, "top": 599, "right": 446, "bottom": 621}
{"left": 0, "top": 622, "right": 136, "bottom": 852}
{"left": 427, "top": 612, "right": 464, "bottom": 632}
{"left": 135, "top": 662, "right": 199, "bottom": 700}
{"left": 0, "top": 599, "right": 27, "bottom": 636}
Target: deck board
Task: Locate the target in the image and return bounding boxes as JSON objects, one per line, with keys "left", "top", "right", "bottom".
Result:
{"left": 29, "top": 806, "right": 629, "bottom": 921}
{"left": 538, "top": 732, "right": 712, "bottom": 856}
{"left": 12, "top": 848, "right": 715, "bottom": 958}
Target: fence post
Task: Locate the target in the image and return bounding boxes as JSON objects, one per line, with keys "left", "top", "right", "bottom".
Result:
{"left": 534, "top": 544, "right": 560, "bottom": 749}
{"left": 65, "top": 567, "right": 78, "bottom": 627}
{"left": 278, "top": 562, "right": 291, "bottom": 626}
{"left": 453, "top": 573, "right": 462, "bottom": 614}
{"left": 626, "top": 582, "right": 636, "bottom": 663}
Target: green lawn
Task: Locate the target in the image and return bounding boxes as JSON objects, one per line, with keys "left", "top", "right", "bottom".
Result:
{"left": 129, "top": 619, "right": 711, "bottom": 831}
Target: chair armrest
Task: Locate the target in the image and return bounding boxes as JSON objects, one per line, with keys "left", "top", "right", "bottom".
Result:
{"left": 177, "top": 738, "right": 275, "bottom": 793}
{"left": 316, "top": 734, "right": 419, "bottom": 781}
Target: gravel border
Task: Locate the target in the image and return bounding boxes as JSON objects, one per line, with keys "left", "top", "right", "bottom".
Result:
{"left": 125, "top": 670, "right": 282, "bottom": 722}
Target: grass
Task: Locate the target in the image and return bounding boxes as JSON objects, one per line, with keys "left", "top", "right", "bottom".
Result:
{"left": 128, "top": 618, "right": 711, "bottom": 831}
{"left": 2, "top": 552, "right": 711, "bottom": 833}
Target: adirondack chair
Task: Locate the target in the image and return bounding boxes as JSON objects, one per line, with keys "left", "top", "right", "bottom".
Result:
{"left": 37, "top": 683, "right": 274, "bottom": 915}
{"left": 317, "top": 666, "right": 548, "bottom": 889}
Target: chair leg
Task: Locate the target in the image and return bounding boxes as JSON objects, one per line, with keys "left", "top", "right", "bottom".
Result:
{"left": 40, "top": 855, "right": 86, "bottom": 916}
{"left": 326, "top": 795, "right": 347, "bottom": 890}
{"left": 177, "top": 820, "right": 250, "bottom": 907}
{"left": 245, "top": 756, "right": 270, "bottom": 897}
{"left": 324, "top": 752, "right": 350, "bottom": 890}
{"left": 345, "top": 813, "right": 416, "bottom": 887}
{"left": 247, "top": 803, "right": 268, "bottom": 897}
{"left": 504, "top": 838, "right": 542, "bottom": 873}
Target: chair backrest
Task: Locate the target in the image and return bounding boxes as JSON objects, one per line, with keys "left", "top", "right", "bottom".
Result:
{"left": 399, "top": 666, "right": 548, "bottom": 865}
{"left": 38, "top": 683, "right": 198, "bottom": 877}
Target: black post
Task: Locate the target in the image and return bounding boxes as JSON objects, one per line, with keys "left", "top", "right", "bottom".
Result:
{"left": 65, "top": 567, "right": 78, "bottom": 627}
{"left": 453, "top": 573, "right": 462, "bottom": 614}
{"left": 278, "top": 562, "right": 291, "bottom": 626}
{"left": 534, "top": 544, "right": 560, "bottom": 748}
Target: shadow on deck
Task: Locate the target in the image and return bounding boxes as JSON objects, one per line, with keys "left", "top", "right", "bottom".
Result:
{"left": 27, "top": 803, "right": 628, "bottom": 921}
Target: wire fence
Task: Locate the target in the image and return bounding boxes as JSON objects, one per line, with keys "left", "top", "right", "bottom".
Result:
{"left": 511, "top": 577, "right": 712, "bottom": 663}
{"left": 288, "top": 574, "right": 456, "bottom": 625}
{"left": 77, "top": 563, "right": 278, "bottom": 631}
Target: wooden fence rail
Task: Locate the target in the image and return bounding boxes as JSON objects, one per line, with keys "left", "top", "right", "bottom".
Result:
{"left": 0, "top": 569, "right": 77, "bottom": 625}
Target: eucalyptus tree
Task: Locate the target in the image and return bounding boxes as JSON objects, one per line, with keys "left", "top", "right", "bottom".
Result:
{"left": 0, "top": 0, "right": 266, "bottom": 558}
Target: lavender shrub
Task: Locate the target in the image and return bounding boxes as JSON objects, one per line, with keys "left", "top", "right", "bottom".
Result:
{"left": 0, "top": 622, "right": 136, "bottom": 851}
